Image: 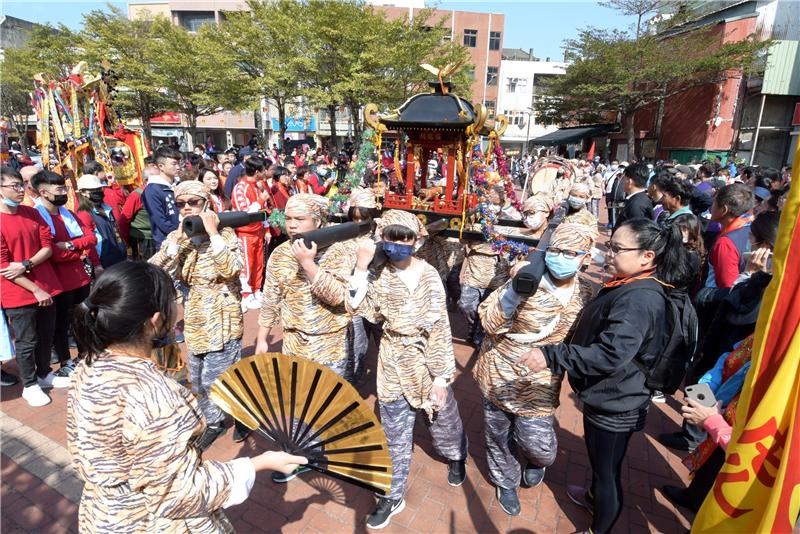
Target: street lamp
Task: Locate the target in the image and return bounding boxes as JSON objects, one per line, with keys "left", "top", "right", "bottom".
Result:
{"left": 522, "top": 107, "right": 535, "bottom": 157}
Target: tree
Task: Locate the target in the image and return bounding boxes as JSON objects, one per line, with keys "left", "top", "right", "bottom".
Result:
{"left": 213, "top": 0, "right": 310, "bottom": 146}
{"left": 599, "top": 0, "right": 679, "bottom": 39}
{"left": 539, "top": 26, "right": 769, "bottom": 159}
{"left": 146, "top": 18, "right": 253, "bottom": 145}
{"left": 0, "top": 24, "right": 80, "bottom": 151}
{"left": 80, "top": 5, "right": 173, "bottom": 148}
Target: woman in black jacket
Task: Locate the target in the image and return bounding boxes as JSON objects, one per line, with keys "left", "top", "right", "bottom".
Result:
{"left": 520, "top": 217, "right": 692, "bottom": 534}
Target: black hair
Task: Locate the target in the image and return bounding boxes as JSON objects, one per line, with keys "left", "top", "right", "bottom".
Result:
{"left": 623, "top": 163, "right": 649, "bottom": 188}
{"left": 649, "top": 172, "right": 671, "bottom": 192}
{"left": 715, "top": 183, "right": 754, "bottom": 217}
{"left": 697, "top": 163, "right": 715, "bottom": 179}
{"left": 194, "top": 144, "right": 206, "bottom": 152}
{"left": 245, "top": 156, "right": 266, "bottom": 176}
{"left": 750, "top": 211, "right": 780, "bottom": 248}
{"left": 660, "top": 176, "right": 694, "bottom": 207}
{"left": 761, "top": 167, "right": 780, "bottom": 183}
{"left": 383, "top": 223, "right": 417, "bottom": 241}
{"left": 348, "top": 205, "right": 379, "bottom": 222}
{"left": 297, "top": 165, "right": 311, "bottom": 178}
{"left": 671, "top": 213, "right": 705, "bottom": 259}
{"left": 30, "top": 169, "right": 65, "bottom": 190}
{"left": 82, "top": 160, "right": 105, "bottom": 176}
{"left": 1, "top": 166, "right": 23, "bottom": 181}
{"left": 154, "top": 146, "right": 182, "bottom": 165}
{"left": 72, "top": 261, "right": 176, "bottom": 365}
{"left": 618, "top": 217, "right": 692, "bottom": 289}
{"left": 143, "top": 156, "right": 153, "bottom": 165}
{"left": 272, "top": 165, "right": 289, "bottom": 180}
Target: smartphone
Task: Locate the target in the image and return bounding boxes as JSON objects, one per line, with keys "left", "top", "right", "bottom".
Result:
{"left": 685, "top": 383, "right": 717, "bottom": 408}
{"left": 742, "top": 250, "right": 773, "bottom": 271}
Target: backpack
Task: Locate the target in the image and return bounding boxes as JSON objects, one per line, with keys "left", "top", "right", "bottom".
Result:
{"left": 622, "top": 283, "right": 700, "bottom": 394}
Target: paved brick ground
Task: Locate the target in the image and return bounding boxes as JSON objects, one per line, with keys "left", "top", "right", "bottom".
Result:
{"left": 0, "top": 223, "right": 698, "bottom": 533}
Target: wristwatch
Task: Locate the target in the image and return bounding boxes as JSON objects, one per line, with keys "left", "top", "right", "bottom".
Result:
{"left": 65, "top": 242, "right": 76, "bottom": 252}
{"left": 21, "top": 259, "right": 32, "bottom": 273}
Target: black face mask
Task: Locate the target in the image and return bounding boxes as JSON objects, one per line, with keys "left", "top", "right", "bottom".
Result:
{"left": 48, "top": 193, "right": 69, "bottom": 206}
{"left": 89, "top": 192, "right": 105, "bottom": 204}
{"left": 151, "top": 321, "right": 174, "bottom": 349}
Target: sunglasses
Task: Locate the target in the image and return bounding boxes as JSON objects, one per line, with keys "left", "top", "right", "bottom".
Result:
{"left": 546, "top": 247, "right": 587, "bottom": 259}
{"left": 175, "top": 198, "right": 205, "bottom": 209}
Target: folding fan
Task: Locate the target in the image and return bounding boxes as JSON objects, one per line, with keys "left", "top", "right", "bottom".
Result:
{"left": 209, "top": 353, "right": 393, "bottom": 495}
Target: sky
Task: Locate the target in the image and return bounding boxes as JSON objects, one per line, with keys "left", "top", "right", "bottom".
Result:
{"left": 1, "top": 0, "right": 638, "bottom": 61}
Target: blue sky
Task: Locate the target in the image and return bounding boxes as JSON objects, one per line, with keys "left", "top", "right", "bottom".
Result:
{"left": 2, "top": 1, "right": 637, "bottom": 60}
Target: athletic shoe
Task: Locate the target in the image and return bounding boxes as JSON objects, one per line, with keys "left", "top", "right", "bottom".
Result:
{"left": 495, "top": 486, "right": 521, "bottom": 516}
{"left": 247, "top": 294, "right": 262, "bottom": 310}
{"left": 240, "top": 294, "right": 254, "bottom": 313}
{"left": 366, "top": 497, "right": 405, "bottom": 529}
{"left": 50, "top": 350, "right": 60, "bottom": 364}
{"left": 22, "top": 385, "right": 51, "bottom": 407}
{"left": 271, "top": 465, "right": 311, "bottom": 484}
{"left": 657, "top": 431, "right": 694, "bottom": 452}
{"left": 37, "top": 372, "right": 70, "bottom": 389}
{"left": 651, "top": 390, "right": 666, "bottom": 403}
{"left": 54, "top": 359, "right": 78, "bottom": 378}
{"left": 0, "top": 370, "right": 19, "bottom": 386}
{"left": 522, "top": 464, "right": 546, "bottom": 488}
{"left": 566, "top": 485, "right": 593, "bottom": 512}
{"left": 253, "top": 290, "right": 263, "bottom": 304}
{"left": 195, "top": 423, "right": 227, "bottom": 450}
{"left": 447, "top": 459, "right": 466, "bottom": 487}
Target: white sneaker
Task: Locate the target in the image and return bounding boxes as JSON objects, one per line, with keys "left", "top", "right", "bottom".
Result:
{"left": 38, "top": 372, "right": 71, "bottom": 389}
{"left": 241, "top": 294, "right": 253, "bottom": 313}
{"left": 253, "top": 290, "right": 263, "bottom": 303}
{"left": 22, "top": 385, "right": 51, "bottom": 407}
{"left": 247, "top": 295, "right": 262, "bottom": 310}
{"left": 651, "top": 390, "right": 666, "bottom": 403}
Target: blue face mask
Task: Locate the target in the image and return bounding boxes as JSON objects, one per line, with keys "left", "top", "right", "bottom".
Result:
{"left": 1, "top": 197, "right": 20, "bottom": 208}
{"left": 567, "top": 196, "right": 586, "bottom": 210}
{"left": 545, "top": 252, "right": 582, "bottom": 280}
{"left": 383, "top": 241, "right": 415, "bottom": 263}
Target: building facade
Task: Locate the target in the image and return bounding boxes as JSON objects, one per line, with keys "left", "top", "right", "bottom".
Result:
{"left": 496, "top": 50, "right": 566, "bottom": 155}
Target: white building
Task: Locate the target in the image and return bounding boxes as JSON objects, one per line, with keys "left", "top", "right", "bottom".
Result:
{"left": 497, "top": 50, "right": 567, "bottom": 155}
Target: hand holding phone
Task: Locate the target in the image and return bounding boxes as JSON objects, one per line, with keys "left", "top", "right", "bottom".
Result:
{"left": 685, "top": 383, "right": 717, "bottom": 407}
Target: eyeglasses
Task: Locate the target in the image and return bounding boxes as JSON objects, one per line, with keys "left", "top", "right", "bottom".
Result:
{"left": 546, "top": 247, "right": 587, "bottom": 259}
{"left": 1, "top": 182, "right": 24, "bottom": 191}
{"left": 605, "top": 240, "right": 642, "bottom": 255}
{"left": 175, "top": 198, "right": 205, "bottom": 209}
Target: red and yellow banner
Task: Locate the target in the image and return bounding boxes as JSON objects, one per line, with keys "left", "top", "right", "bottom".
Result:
{"left": 692, "top": 143, "right": 800, "bottom": 532}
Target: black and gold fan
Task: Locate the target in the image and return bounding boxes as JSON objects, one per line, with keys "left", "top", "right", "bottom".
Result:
{"left": 210, "top": 353, "right": 392, "bottom": 495}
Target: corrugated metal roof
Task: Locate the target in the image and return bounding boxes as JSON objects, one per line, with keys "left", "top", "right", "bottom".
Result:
{"left": 763, "top": 40, "right": 800, "bottom": 96}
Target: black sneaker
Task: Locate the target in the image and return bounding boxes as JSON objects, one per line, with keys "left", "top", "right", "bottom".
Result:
{"left": 54, "top": 359, "right": 78, "bottom": 378}
{"left": 271, "top": 465, "right": 311, "bottom": 484}
{"left": 366, "top": 497, "right": 405, "bottom": 529}
{"left": 447, "top": 459, "right": 466, "bottom": 487}
{"left": 0, "top": 370, "right": 19, "bottom": 387}
{"left": 233, "top": 421, "right": 251, "bottom": 443}
{"left": 495, "top": 486, "right": 521, "bottom": 516}
{"left": 522, "top": 464, "right": 545, "bottom": 488}
{"left": 657, "top": 432, "right": 694, "bottom": 452}
{"left": 195, "top": 423, "right": 226, "bottom": 450}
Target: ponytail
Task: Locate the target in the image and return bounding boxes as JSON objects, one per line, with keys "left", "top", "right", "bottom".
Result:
{"left": 618, "top": 217, "right": 692, "bottom": 289}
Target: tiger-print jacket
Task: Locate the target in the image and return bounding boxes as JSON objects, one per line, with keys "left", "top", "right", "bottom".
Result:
{"left": 67, "top": 354, "right": 236, "bottom": 533}
{"left": 474, "top": 275, "right": 594, "bottom": 417}
{"left": 150, "top": 227, "right": 244, "bottom": 356}
{"left": 461, "top": 240, "right": 510, "bottom": 290}
{"left": 564, "top": 208, "right": 599, "bottom": 232}
{"left": 258, "top": 239, "right": 353, "bottom": 365}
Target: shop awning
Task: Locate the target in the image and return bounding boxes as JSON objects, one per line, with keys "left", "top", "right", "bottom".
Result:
{"left": 529, "top": 124, "right": 617, "bottom": 147}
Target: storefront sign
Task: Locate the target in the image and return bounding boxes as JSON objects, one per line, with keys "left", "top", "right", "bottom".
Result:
{"left": 271, "top": 117, "right": 317, "bottom": 132}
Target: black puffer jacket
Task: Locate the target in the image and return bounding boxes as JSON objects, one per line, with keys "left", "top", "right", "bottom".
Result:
{"left": 542, "top": 277, "right": 668, "bottom": 430}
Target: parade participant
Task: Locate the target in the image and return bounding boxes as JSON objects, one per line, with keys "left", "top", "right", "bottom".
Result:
{"left": 143, "top": 146, "right": 181, "bottom": 251}
{"left": 519, "top": 218, "right": 692, "bottom": 534}
{"left": 75, "top": 174, "right": 127, "bottom": 269}
{"left": 84, "top": 160, "right": 125, "bottom": 217}
{"left": 520, "top": 194, "right": 554, "bottom": 239}
{"left": 563, "top": 181, "right": 599, "bottom": 229}
{"left": 349, "top": 210, "right": 468, "bottom": 530}
{"left": 475, "top": 224, "right": 596, "bottom": 516}
{"left": 270, "top": 166, "right": 291, "bottom": 210}
{"left": 31, "top": 170, "right": 96, "bottom": 376}
{"left": 0, "top": 167, "right": 68, "bottom": 407}
{"left": 199, "top": 167, "right": 229, "bottom": 212}
{"left": 20, "top": 165, "right": 42, "bottom": 207}
{"left": 67, "top": 261, "right": 306, "bottom": 532}
{"left": 231, "top": 156, "right": 270, "bottom": 310}
{"left": 150, "top": 180, "right": 247, "bottom": 449}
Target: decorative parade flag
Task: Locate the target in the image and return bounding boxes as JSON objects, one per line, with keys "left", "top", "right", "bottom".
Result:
{"left": 692, "top": 144, "right": 800, "bottom": 532}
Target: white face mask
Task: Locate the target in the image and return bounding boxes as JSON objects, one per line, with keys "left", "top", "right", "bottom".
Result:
{"left": 590, "top": 247, "right": 606, "bottom": 265}
{"left": 524, "top": 213, "right": 546, "bottom": 230}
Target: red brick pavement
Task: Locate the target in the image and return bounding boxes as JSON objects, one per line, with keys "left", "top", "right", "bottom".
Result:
{"left": 1, "top": 226, "right": 699, "bottom": 533}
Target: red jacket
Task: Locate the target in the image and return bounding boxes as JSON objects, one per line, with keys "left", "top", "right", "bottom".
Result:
{"left": 0, "top": 206, "right": 63, "bottom": 308}
{"left": 118, "top": 189, "right": 143, "bottom": 244}
{"left": 104, "top": 183, "right": 127, "bottom": 217}
{"left": 232, "top": 178, "right": 266, "bottom": 235}
{"left": 45, "top": 209, "right": 95, "bottom": 292}
{"left": 271, "top": 183, "right": 290, "bottom": 210}
{"left": 74, "top": 211, "right": 105, "bottom": 268}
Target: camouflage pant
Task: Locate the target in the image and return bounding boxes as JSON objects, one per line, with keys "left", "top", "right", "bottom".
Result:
{"left": 458, "top": 285, "right": 490, "bottom": 345}
{"left": 483, "top": 397, "right": 558, "bottom": 489}
{"left": 379, "top": 387, "right": 467, "bottom": 500}
{"left": 189, "top": 338, "right": 242, "bottom": 425}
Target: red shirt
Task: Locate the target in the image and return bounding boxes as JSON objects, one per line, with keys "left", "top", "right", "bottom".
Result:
{"left": 231, "top": 178, "right": 266, "bottom": 235}
{"left": 46, "top": 209, "right": 95, "bottom": 292}
{"left": 0, "top": 206, "right": 63, "bottom": 308}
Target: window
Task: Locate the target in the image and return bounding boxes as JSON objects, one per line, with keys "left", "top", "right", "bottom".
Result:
{"left": 178, "top": 11, "right": 215, "bottom": 32}
{"left": 486, "top": 67, "right": 498, "bottom": 86}
{"left": 489, "top": 31, "right": 501, "bottom": 51}
{"left": 505, "top": 77, "right": 528, "bottom": 93}
{"left": 485, "top": 100, "right": 496, "bottom": 118}
{"left": 466, "top": 67, "right": 475, "bottom": 80}
{"left": 463, "top": 29, "right": 478, "bottom": 48}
